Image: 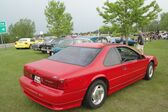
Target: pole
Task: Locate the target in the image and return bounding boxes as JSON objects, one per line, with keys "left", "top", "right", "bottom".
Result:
{"left": 0, "top": 34, "right": 3, "bottom": 44}
{"left": 0, "top": 34, "right": 6, "bottom": 48}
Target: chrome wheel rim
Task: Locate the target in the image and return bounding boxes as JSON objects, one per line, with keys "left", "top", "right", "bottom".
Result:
{"left": 91, "top": 85, "right": 105, "bottom": 105}
{"left": 149, "top": 65, "right": 154, "bottom": 78}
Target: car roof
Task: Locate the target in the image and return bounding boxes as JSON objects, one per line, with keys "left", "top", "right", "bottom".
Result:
{"left": 73, "top": 43, "right": 126, "bottom": 48}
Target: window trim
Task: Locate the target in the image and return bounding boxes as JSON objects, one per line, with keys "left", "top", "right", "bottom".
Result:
{"left": 116, "top": 46, "right": 142, "bottom": 63}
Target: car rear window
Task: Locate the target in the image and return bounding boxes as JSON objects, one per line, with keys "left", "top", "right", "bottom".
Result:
{"left": 48, "top": 47, "right": 101, "bottom": 66}
{"left": 19, "top": 38, "right": 29, "bottom": 42}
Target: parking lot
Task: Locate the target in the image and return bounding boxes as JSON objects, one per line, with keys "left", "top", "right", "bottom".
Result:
{"left": 0, "top": 40, "right": 167, "bottom": 112}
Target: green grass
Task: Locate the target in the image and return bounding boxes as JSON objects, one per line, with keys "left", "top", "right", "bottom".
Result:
{"left": 0, "top": 40, "right": 168, "bottom": 112}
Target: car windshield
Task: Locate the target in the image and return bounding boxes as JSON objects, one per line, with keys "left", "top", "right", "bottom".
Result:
{"left": 44, "top": 39, "right": 54, "bottom": 43}
{"left": 48, "top": 47, "right": 101, "bottom": 66}
{"left": 19, "top": 38, "right": 29, "bottom": 42}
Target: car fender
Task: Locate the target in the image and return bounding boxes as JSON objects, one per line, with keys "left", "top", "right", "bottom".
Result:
{"left": 146, "top": 56, "right": 158, "bottom": 69}
{"left": 84, "top": 74, "right": 109, "bottom": 89}
{"left": 90, "top": 74, "right": 107, "bottom": 82}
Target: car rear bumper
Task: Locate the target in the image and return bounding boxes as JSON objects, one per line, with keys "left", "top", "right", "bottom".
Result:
{"left": 19, "top": 76, "right": 85, "bottom": 110}
{"left": 15, "top": 44, "right": 30, "bottom": 48}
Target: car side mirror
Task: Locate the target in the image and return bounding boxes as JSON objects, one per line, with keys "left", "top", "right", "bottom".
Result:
{"left": 140, "top": 54, "right": 145, "bottom": 59}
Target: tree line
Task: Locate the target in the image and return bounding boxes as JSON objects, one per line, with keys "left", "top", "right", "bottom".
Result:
{"left": 2, "top": 0, "right": 168, "bottom": 43}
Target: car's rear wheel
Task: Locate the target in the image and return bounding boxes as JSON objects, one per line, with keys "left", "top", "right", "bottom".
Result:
{"left": 41, "top": 51, "right": 46, "bottom": 53}
{"left": 29, "top": 44, "right": 32, "bottom": 49}
{"left": 144, "top": 62, "right": 154, "bottom": 80}
{"left": 49, "top": 51, "right": 54, "bottom": 56}
{"left": 83, "top": 80, "right": 107, "bottom": 109}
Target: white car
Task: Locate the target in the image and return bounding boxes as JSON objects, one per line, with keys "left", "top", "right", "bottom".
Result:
{"left": 161, "top": 33, "right": 168, "bottom": 39}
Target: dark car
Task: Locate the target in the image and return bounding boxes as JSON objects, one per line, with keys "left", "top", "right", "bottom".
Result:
{"left": 81, "top": 36, "right": 109, "bottom": 43}
{"left": 41, "top": 38, "right": 62, "bottom": 53}
{"left": 115, "top": 37, "right": 137, "bottom": 46}
{"left": 50, "top": 38, "right": 92, "bottom": 55}
{"left": 31, "top": 42, "right": 43, "bottom": 51}
{"left": 32, "top": 37, "right": 54, "bottom": 51}
{"left": 123, "top": 38, "right": 137, "bottom": 46}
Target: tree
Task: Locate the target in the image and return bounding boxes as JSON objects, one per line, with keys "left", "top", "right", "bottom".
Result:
{"left": 159, "top": 13, "right": 168, "bottom": 31}
{"left": 144, "top": 20, "right": 159, "bottom": 32}
{"left": 99, "top": 24, "right": 121, "bottom": 36}
{"left": 45, "top": 0, "right": 73, "bottom": 37}
{"left": 99, "top": 25, "right": 112, "bottom": 34}
{"left": 8, "top": 18, "right": 36, "bottom": 38}
{"left": 97, "top": 0, "right": 161, "bottom": 43}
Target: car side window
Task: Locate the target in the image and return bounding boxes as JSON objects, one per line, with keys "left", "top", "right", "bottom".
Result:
{"left": 117, "top": 47, "right": 140, "bottom": 62}
{"left": 104, "top": 48, "right": 121, "bottom": 66}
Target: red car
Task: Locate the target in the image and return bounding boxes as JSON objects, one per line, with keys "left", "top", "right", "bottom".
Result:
{"left": 19, "top": 43, "right": 158, "bottom": 110}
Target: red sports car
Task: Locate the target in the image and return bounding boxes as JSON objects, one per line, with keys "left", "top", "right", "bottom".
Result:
{"left": 19, "top": 43, "right": 158, "bottom": 110}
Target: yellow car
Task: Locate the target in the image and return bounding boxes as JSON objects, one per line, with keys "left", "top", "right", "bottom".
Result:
{"left": 15, "top": 38, "right": 35, "bottom": 49}
{"left": 34, "top": 39, "right": 44, "bottom": 44}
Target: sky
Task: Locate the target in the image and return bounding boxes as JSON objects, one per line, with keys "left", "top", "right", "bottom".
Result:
{"left": 0, "top": 0, "right": 168, "bottom": 34}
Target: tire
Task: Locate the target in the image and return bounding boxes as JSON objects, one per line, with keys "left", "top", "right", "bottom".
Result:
{"left": 49, "top": 51, "right": 54, "bottom": 56}
{"left": 29, "top": 44, "right": 32, "bottom": 49}
{"left": 83, "top": 80, "right": 107, "bottom": 109}
{"left": 41, "top": 51, "right": 46, "bottom": 53}
{"left": 144, "top": 62, "right": 154, "bottom": 80}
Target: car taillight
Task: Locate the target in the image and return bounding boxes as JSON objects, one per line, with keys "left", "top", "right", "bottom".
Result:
{"left": 24, "top": 70, "right": 32, "bottom": 79}
{"left": 41, "top": 78, "right": 68, "bottom": 90}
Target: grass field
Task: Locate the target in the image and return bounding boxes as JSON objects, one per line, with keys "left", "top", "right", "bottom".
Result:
{"left": 0, "top": 40, "right": 168, "bottom": 112}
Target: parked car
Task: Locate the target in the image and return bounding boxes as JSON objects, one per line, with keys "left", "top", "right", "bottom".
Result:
{"left": 50, "top": 38, "right": 92, "bottom": 55}
{"left": 32, "top": 37, "right": 53, "bottom": 51}
{"left": 160, "top": 33, "right": 168, "bottom": 39}
{"left": 106, "top": 36, "right": 112, "bottom": 43}
{"left": 123, "top": 38, "right": 137, "bottom": 46}
{"left": 110, "top": 37, "right": 117, "bottom": 43}
{"left": 15, "top": 38, "right": 35, "bottom": 49}
{"left": 115, "top": 37, "right": 122, "bottom": 43}
{"left": 81, "top": 36, "right": 109, "bottom": 43}
{"left": 115, "top": 37, "right": 137, "bottom": 46}
{"left": 34, "top": 39, "right": 44, "bottom": 44}
{"left": 40, "top": 38, "right": 62, "bottom": 53}
{"left": 19, "top": 43, "right": 158, "bottom": 110}
{"left": 31, "top": 42, "right": 43, "bottom": 51}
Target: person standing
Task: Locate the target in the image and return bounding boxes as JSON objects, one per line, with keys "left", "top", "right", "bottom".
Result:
{"left": 137, "top": 31, "right": 144, "bottom": 54}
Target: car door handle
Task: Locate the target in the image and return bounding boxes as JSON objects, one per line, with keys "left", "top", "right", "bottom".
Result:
{"left": 122, "top": 66, "right": 127, "bottom": 70}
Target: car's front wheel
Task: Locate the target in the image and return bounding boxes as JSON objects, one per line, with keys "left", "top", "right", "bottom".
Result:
{"left": 83, "top": 79, "right": 107, "bottom": 109}
{"left": 29, "top": 44, "right": 32, "bottom": 49}
{"left": 49, "top": 51, "right": 54, "bottom": 56}
{"left": 144, "top": 62, "right": 154, "bottom": 80}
